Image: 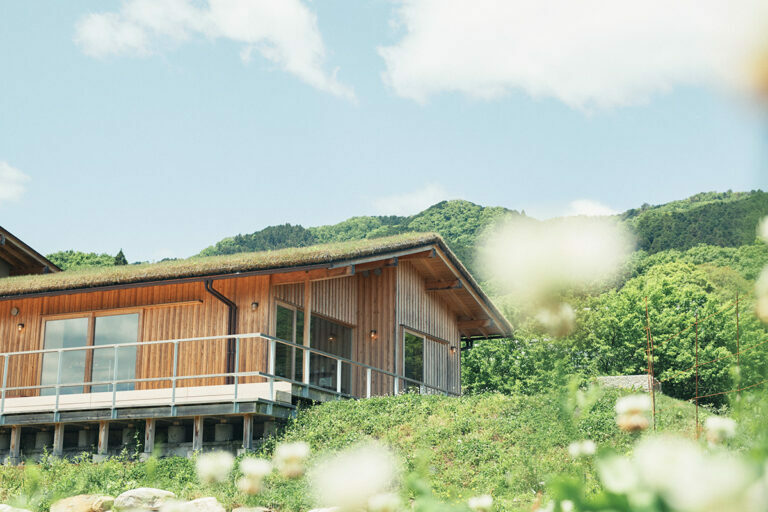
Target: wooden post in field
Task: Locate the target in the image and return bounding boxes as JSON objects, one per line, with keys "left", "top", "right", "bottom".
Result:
{"left": 53, "top": 423, "right": 64, "bottom": 457}
{"left": 9, "top": 425, "right": 20, "bottom": 465}
{"left": 144, "top": 418, "right": 156, "bottom": 456}
{"left": 97, "top": 421, "right": 109, "bottom": 456}
{"left": 242, "top": 414, "right": 253, "bottom": 451}
{"left": 192, "top": 416, "right": 203, "bottom": 452}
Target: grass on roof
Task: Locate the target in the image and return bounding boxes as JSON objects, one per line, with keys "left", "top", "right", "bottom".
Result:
{"left": 0, "top": 233, "right": 441, "bottom": 298}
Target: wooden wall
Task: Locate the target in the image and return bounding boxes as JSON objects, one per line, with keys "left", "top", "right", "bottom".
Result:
{"left": 396, "top": 261, "right": 461, "bottom": 395}
{"left": 0, "top": 261, "right": 461, "bottom": 399}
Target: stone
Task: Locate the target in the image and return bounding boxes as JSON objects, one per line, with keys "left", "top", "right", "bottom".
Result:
{"left": 167, "top": 426, "right": 185, "bottom": 444}
{"left": 213, "top": 424, "right": 233, "bottom": 442}
{"left": 51, "top": 495, "right": 114, "bottom": 512}
{"left": 0, "top": 505, "right": 34, "bottom": 512}
{"left": 114, "top": 488, "right": 175, "bottom": 511}
{"left": 160, "top": 498, "right": 224, "bottom": 512}
{"left": 596, "top": 375, "right": 661, "bottom": 393}
{"left": 306, "top": 508, "right": 340, "bottom": 512}
{"left": 232, "top": 507, "right": 274, "bottom": 512}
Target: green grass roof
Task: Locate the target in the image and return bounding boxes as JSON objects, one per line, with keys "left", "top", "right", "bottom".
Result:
{"left": 0, "top": 233, "right": 443, "bottom": 299}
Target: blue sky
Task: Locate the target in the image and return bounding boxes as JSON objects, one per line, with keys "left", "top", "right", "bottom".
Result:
{"left": 1, "top": 1, "right": 766, "bottom": 262}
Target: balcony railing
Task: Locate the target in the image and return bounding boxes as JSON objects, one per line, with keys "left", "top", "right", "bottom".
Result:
{"left": 0, "top": 333, "right": 459, "bottom": 419}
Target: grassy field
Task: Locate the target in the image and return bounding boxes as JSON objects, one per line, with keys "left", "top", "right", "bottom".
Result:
{"left": 0, "top": 389, "right": 705, "bottom": 512}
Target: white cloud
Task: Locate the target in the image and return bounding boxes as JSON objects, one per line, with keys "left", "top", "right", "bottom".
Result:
{"left": 373, "top": 183, "right": 448, "bottom": 216}
{"left": 74, "top": 0, "right": 354, "bottom": 100}
{"left": 566, "top": 199, "right": 619, "bottom": 217}
{"left": 0, "top": 162, "right": 31, "bottom": 205}
{"left": 379, "top": 0, "right": 768, "bottom": 109}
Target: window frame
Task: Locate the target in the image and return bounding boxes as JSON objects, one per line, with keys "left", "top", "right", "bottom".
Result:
{"left": 39, "top": 309, "right": 143, "bottom": 394}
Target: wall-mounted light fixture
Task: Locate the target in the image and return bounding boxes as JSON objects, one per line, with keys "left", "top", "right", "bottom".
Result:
{"left": 328, "top": 333, "right": 337, "bottom": 342}
{"left": 369, "top": 329, "right": 378, "bottom": 340}
{"left": 10, "top": 307, "right": 19, "bottom": 317}
{"left": 251, "top": 302, "right": 259, "bottom": 311}
{"left": 17, "top": 323, "right": 24, "bottom": 332}
{"left": 450, "top": 346, "right": 457, "bottom": 355}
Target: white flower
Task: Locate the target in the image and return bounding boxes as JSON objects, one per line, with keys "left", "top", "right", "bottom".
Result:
{"left": 196, "top": 451, "right": 235, "bottom": 484}
{"left": 615, "top": 394, "right": 651, "bottom": 416}
{"left": 237, "top": 476, "right": 262, "bottom": 495}
{"left": 535, "top": 302, "right": 577, "bottom": 337}
{"left": 367, "top": 493, "right": 401, "bottom": 512}
{"left": 758, "top": 216, "right": 768, "bottom": 243}
{"left": 568, "top": 440, "right": 597, "bottom": 458}
{"left": 615, "top": 395, "right": 651, "bottom": 432}
{"left": 309, "top": 443, "right": 399, "bottom": 511}
{"left": 704, "top": 416, "right": 737, "bottom": 445}
{"left": 467, "top": 494, "right": 493, "bottom": 512}
{"left": 274, "top": 441, "right": 310, "bottom": 478}
{"left": 240, "top": 457, "right": 273, "bottom": 479}
{"left": 756, "top": 267, "right": 768, "bottom": 323}
{"left": 560, "top": 500, "right": 574, "bottom": 512}
{"left": 597, "top": 454, "right": 638, "bottom": 494}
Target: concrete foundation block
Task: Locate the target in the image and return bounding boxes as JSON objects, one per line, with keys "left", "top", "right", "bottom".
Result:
{"left": 167, "top": 426, "right": 185, "bottom": 444}
{"left": 214, "top": 424, "right": 233, "bottom": 442}
{"left": 92, "top": 454, "right": 108, "bottom": 463}
{"left": 78, "top": 430, "right": 97, "bottom": 448}
{"left": 35, "top": 431, "right": 53, "bottom": 450}
{"left": 0, "top": 434, "right": 10, "bottom": 451}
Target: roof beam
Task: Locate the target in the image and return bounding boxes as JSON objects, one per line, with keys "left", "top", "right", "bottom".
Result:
{"left": 425, "top": 279, "right": 462, "bottom": 292}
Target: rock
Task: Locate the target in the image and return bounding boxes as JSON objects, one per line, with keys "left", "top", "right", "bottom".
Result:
{"left": 306, "top": 509, "right": 340, "bottom": 512}
{"left": 232, "top": 508, "right": 274, "bottom": 512}
{"left": 114, "top": 488, "right": 175, "bottom": 511}
{"left": 0, "top": 505, "right": 34, "bottom": 512}
{"left": 51, "top": 495, "right": 114, "bottom": 512}
{"left": 159, "top": 498, "right": 224, "bottom": 512}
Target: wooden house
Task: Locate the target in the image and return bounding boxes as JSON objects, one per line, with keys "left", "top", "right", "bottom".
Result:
{"left": 0, "top": 233, "right": 510, "bottom": 460}
{"left": 0, "top": 226, "right": 60, "bottom": 277}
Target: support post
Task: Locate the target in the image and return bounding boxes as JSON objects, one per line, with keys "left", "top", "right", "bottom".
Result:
{"left": 144, "top": 418, "right": 156, "bottom": 456}
{"left": 303, "top": 278, "right": 312, "bottom": 386}
{"left": 242, "top": 414, "right": 253, "bottom": 452}
{"left": 9, "top": 425, "right": 20, "bottom": 465}
{"left": 97, "top": 421, "right": 109, "bottom": 458}
{"left": 193, "top": 416, "right": 203, "bottom": 452}
{"left": 53, "top": 423, "right": 64, "bottom": 457}
{"left": 336, "top": 360, "right": 342, "bottom": 394}
{"left": 366, "top": 368, "right": 372, "bottom": 399}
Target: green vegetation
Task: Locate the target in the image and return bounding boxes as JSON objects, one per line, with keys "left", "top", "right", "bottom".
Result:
{"left": 46, "top": 251, "right": 116, "bottom": 271}
{"left": 0, "top": 390, "right": 706, "bottom": 512}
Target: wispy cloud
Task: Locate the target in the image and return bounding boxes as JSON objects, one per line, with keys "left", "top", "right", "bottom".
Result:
{"left": 379, "top": 0, "right": 768, "bottom": 109}
{"left": 373, "top": 183, "right": 448, "bottom": 216}
{"left": 0, "top": 162, "right": 31, "bottom": 205}
{"left": 74, "top": 0, "right": 355, "bottom": 101}
{"left": 566, "top": 199, "right": 619, "bottom": 217}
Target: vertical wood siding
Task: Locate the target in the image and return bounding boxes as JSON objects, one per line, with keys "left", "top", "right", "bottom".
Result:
{"left": 396, "top": 261, "right": 461, "bottom": 394}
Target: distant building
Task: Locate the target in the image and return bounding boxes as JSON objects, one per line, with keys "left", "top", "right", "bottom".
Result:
{"left": 0, "top": 226, "right": 60, "bottom": 277}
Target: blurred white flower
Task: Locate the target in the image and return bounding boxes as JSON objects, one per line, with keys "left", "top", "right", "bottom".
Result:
{"left": 758, "top": 216, "right": 768, "bottom": 243}
{"left": 467, "top": 494, "right": 493, "bottom": 511}
{"left": 568, "top": 440, "right": 597, "bottom": 458}
{"left": 535, "top": 302, "right": 576, "bottom": 337}
{"left": 478, "top": 216, "right": 633, "bottom": 305}
{"left": 560, "top": 500, "right": 575, "bottom": 512}
{"left": 597, "top": 454, "right": 639, "bottom": 494}
{"left": 274, "top": 441, "right": 310, "bottom": 478}
{"left": 309, "top": 443, "right": 399, "bottom": 511}
{"left": 196, "top": 451, "right": 234, "bottom": 484}
{"left": 756, "top": 267, "right": 768, "bottom": 323}
{"left": 235, "top": 457, "right": 272, "bottom": 495}
{"left": 704, "top": 416, "right": 737, "bottom": 445}
{"left": 615, "top": 394, "right": 651, "bottom": 432}
{"left": 367, "top": 492, "right": 401, "bottom": 512}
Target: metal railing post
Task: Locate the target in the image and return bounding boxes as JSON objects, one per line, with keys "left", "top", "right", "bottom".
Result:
{"left": 394, "top": 374, "right": 399, "bottom": 395}
{"left": 171, "top": 340, "right": 179, "bottom": 409}
{"left": 55, "top": 348, "right": 63, "bottom": 413}
{"left": 268, "top": 339, "right": 276, "bottom": 400}
{"left": 366, "top": 368, "right": 372, "bottom": 399}
{"left": 112, "top": 345, "right": 119, "bottom": 410}
{"left": 233, "top": 337, "right": 240, "bottom": 402}
{"left": 1, "top": 355, "right": 8, "bottom": 416}
{"left": 336, "top": 359, "right": 342, "bottom": 394}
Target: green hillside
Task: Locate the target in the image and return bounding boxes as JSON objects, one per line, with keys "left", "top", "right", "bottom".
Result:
{"left": 0, "top": 390, "right": 705, "bottom": 512}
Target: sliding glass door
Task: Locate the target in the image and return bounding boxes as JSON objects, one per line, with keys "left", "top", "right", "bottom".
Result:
{"left": 274, "top": 304, "right": 304, "bottom": 382}
{"left": 404, "top": 331, "right": 424, "bottom": 392}
{"left": 40, "top": 313, "right": 139, "bottom": 395}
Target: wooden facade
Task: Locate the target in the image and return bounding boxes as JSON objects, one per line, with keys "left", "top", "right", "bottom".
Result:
{"left": 0, "top": 236, "right": 511, "bottom": 419}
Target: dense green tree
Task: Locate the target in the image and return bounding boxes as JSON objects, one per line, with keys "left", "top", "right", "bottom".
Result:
{"left": 114, "top": 249, "right": 128, "bottom": 265}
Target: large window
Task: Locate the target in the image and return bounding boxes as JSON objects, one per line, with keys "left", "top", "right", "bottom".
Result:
{"left": 40, "top": 313, "right": 139, "bottom": 395}
{"left": 404, "top": 331, "right": 424, "bottom": 391}
{"left": 274, "top": 304, "right": 304, "bottom": 382}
